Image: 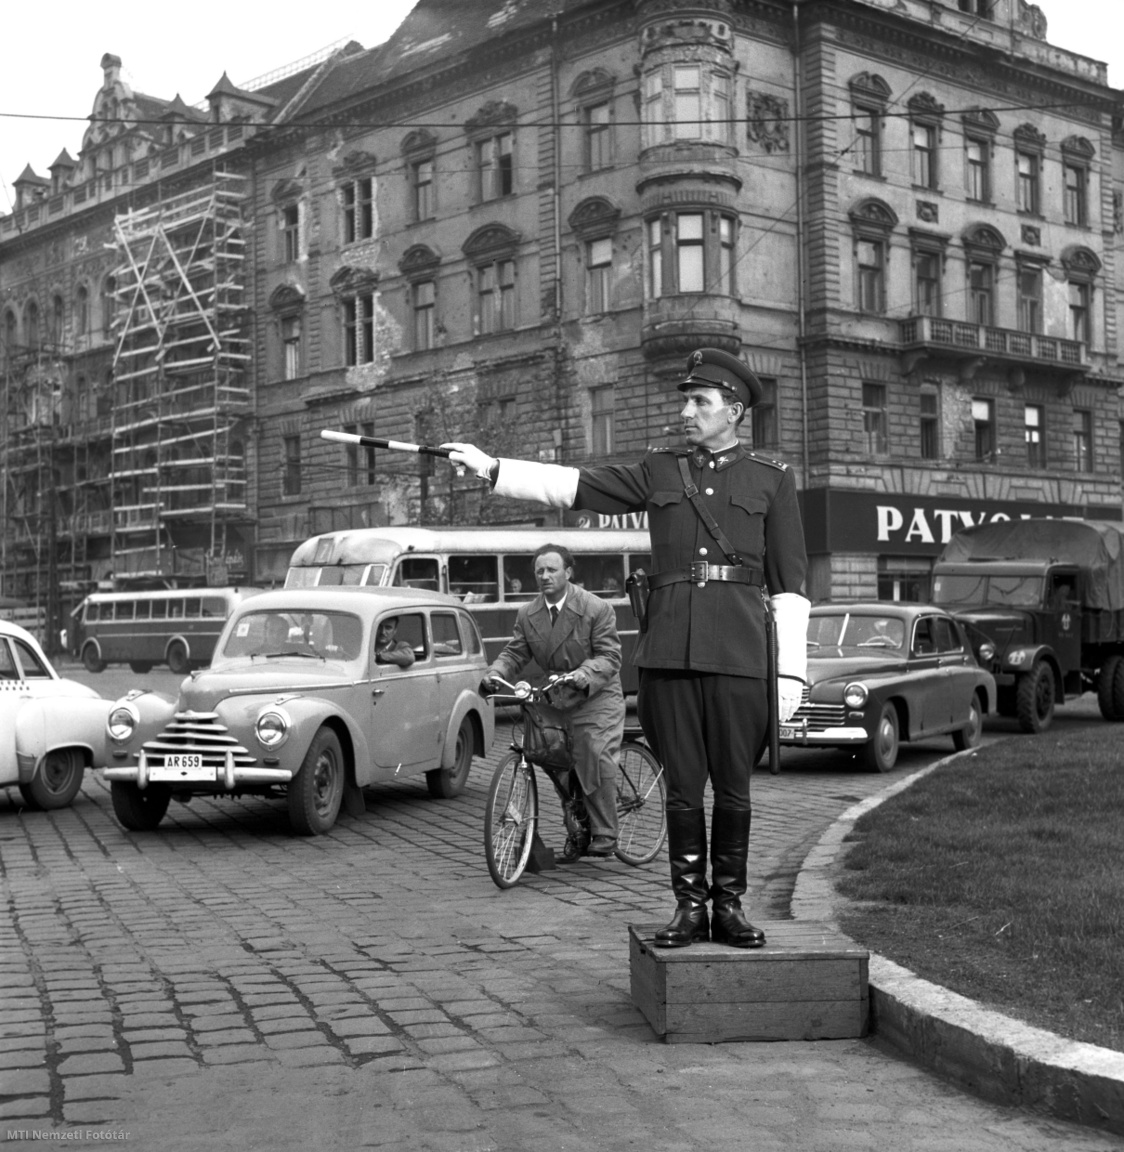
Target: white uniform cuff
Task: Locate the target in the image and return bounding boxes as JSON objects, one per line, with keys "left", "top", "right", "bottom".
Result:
{"left": 772, "top": 592, "right": 810, "bottom": 683}
{"left": 493, "top": 459, "right": 579, "bottom": 507}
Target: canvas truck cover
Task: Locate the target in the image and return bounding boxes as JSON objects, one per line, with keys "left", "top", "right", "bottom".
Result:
{"left": 938, "top": 519, "right": 1124, "bottom": 612}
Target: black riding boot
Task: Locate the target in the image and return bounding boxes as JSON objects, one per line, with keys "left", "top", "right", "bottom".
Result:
{"left": 654, "top": 808, "right": 709, "bottom": 948}
{"left": 709, "top": 807, "right": 765, "bottom": 949}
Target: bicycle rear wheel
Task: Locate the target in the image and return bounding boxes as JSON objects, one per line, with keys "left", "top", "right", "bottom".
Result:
{"left": 614, "top": 741, "right": 667, "bottom": 865}
{"left": 484, "top": 752, "right": 538, "bottom": 888}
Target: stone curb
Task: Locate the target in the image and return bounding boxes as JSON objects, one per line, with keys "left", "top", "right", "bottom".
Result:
{"left": 790, "top": 753, "right": 1124, "bottom": 1139}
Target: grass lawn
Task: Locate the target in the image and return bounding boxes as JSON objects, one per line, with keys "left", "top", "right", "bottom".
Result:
{"left": 836, "top": 725, "right": 1124, "bottom": 1053}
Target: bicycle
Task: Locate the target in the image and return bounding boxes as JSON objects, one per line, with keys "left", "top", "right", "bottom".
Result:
{"left": 483, "top": 676, "right": 667, "bottom": 889}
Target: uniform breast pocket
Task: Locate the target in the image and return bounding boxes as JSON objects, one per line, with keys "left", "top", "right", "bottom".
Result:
{"left": 647, "top": 490, "right": 687, "bottom": 550}
{"left": 730, "top": 494, "right": 769, "bottom": 548}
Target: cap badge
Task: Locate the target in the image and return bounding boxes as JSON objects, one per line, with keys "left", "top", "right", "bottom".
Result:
{"left": 691, "top": 350, "right": 704, "bottom": 368}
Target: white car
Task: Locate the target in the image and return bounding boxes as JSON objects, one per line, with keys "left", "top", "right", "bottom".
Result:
{"left": 0, "top": 619, "right": 111, "bottom": 809}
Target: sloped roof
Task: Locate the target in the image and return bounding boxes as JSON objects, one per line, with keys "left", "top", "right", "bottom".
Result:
{"left": 15, "top": 164, "right": 48, "bottom": 186}
{"left": 50, "top": 149, "right": 77, "bottom": 169}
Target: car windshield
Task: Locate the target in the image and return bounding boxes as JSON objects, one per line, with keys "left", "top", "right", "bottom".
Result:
{"left": 220, "top": 610, "right": 364, "bottom": 660}
{"left": 807, "top": 613, "right": 905, "bottom": 650}
{"left": 932, "top": 573, "right": 1044, "bottom": 608}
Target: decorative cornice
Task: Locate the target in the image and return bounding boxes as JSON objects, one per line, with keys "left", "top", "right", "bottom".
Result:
{"left": 1060, "top": 245, "right": 1101, "bottom": 278}
{"left": 400, "top": 129, "right": 437, "bottom": 157}
{"left": 268, "top": 283, "right": 305, "bottom": 312}
{"left": 848, "top": 72, "right": 891, "bottom": 106}
{"left": 464, "top": 100, "right": 518, "bottom": 138}
{"left": 1060, "top": 134, "right": 1096, "bottom": 159}
{"left": 270, "top": 178, "right": 303, "bottom": 204}
{"left": 907, "top": 92, "right": 945, "bottom": 119}
{"left": 329, "top": 265, "right": 379, "bottom": 296}
{"left": 962, "top": 223, "right": 1007, "bottom": 253}
{"left": 848, "top": 197, "right": 898, "bottom": 231}
{"left": 462, "top": 223, "right": 520, "bottom": 264}
{"left": 567, "top": 196, "right": 621, "bottom": 240}
{"left": 962, "top": 107, "right": 1000, "bottom": 135}
{"left": 570, "top": 68, "right": 616, "bottom": 101}
{"left": 332, "top": 150, "right": 376, "bottom": 176}
{"left": 398, "top": 244, "right": 441, "bottom": 280}
{"left": 1013, "top": 122, "right": 1046, "bottom": 149}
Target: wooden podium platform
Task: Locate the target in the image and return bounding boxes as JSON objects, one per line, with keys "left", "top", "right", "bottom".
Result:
{"left": 629, "top": 921, "right": 869, "bottom": 1044}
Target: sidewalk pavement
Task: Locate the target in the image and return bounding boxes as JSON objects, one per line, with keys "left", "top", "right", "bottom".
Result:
{"left": 1, "top": 716, "right": 1122, "bottom": 1151}
{"left": 793, "top": 756, "right": 1124, "bottom": 1140}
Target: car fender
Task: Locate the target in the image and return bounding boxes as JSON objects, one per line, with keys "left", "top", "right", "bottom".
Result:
{"left": 111, "top": 689, "right": 180, "bottom": 745}
{"left": 13, "top": 695, "right": 113, "bottom": 783}
{"left": 440, "top": 690, "right": 495, "bottom": 769}
{"left": 213, "top": 693, "right": 371, "bottom": 782}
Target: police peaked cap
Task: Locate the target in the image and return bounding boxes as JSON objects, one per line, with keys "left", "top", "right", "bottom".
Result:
{"left": 678, "top": 348, "right": 763, "bottom": 410}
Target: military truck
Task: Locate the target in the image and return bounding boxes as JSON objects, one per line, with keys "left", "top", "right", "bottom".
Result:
{"left": 931, "top": 518, "right": 1124, "bottom": 733}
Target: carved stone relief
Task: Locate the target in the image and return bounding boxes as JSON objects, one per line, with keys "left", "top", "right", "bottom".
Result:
{"left": 746, "top": 92, "right": 789, "bottom": 154}
{"left": 916, "top": 201, "right": 939, "bottom": 223}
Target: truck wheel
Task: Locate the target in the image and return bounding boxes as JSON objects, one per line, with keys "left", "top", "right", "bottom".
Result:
{"left": 111, "top": 781, "right": 172, "bottom": 831}
{"left": 1096, "top": 655, "right": 1124, "bottom": 721}
{"left": 82, "top": 643, "right": 105, "bottom": 673}
{"left": 1016, "top": 661, "right": 1055, "bottom": 733}
{"left": 166, "top": 641, "right": 190, "bottom": 675}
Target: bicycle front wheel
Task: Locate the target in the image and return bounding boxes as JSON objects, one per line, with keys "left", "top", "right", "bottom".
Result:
{"left": 484, "top": 752, "right": 538, "bottom": 888}
{"left": 614, "top": 741, "right": 667, "bottom": 865}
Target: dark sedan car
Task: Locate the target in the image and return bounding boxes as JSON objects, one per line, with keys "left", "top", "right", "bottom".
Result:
{"left": 779, "top": 602, "right": 996, "bottom": 772}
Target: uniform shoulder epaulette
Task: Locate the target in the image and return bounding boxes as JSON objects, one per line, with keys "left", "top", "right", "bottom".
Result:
{"left": 650, "top": 446, "right": 690, "bottom": 456}
{"left": 746, "top": 451, "right": 788, "bottom": 472}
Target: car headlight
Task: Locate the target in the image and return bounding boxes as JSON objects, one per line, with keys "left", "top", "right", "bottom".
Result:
{"left": 843, "top": 682, "right": 869, "bottom": 709}
{"left": 255, "top": 706, "right": 291, "bottom": 749}
{"left": 107, "top": 702, "right": 139, "bottom": 744}
{"left": 978, "top": 641, "right": 996, "bottom": 663}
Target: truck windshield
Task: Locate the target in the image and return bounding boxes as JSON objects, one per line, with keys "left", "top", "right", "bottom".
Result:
{"left": 933, "top": 573, "right": 1043, "bottom": 607}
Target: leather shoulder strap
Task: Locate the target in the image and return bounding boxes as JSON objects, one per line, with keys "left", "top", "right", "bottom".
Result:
{"left": 676, "top": 455, "right": 742, "bottom": 566}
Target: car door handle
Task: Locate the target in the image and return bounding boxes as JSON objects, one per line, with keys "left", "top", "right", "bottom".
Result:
{"left": 372, "top": 688, "right": 385, "bottom": 698}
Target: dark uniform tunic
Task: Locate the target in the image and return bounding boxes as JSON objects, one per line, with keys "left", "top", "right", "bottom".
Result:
{"left": 570, "top": 443, "right": 807, "bottom": 808}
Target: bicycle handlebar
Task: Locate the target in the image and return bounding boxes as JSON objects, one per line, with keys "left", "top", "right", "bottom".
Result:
{"left": 481, "top": 673, "right": 579, "bottom": 705}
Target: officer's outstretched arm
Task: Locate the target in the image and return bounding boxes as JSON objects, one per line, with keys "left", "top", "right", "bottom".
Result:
{"left": 772, "top": 592, "right": 811, "bottom": 724}
{"left": 442, "top": 444, "right": 580, "bottom": 508}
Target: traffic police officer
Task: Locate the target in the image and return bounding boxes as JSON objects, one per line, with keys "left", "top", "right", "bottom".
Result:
{"left": 445, "top": 348, "right": 809, "bottom": 949}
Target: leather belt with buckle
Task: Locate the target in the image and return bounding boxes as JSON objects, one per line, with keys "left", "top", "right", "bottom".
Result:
{"left": 648, "top": 564, "right": 764, "bottom": 590}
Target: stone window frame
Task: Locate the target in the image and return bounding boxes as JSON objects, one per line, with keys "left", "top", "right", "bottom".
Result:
{"left": 463, "top": 224, "right": 521, "bottom": 336}
{"left": 645, "top": 206, "right": 740, "bottom": 299}
{"left": 569, "top": 197, "right": 622, "bottom": 315}
{"left": 334, "top": 151, "right": 377, "bottom": 247}
{"left": 909, "top": 228, "right": 949, "bottom": 318}
{"left": 401, "top": 130, "right": 437, "bottom": 223}
{"left": 465, "top": 102, "right": 518, "bottom": 205}
{"left": 861, "top": 381, "right": 889, "bottom": 455}
{"left": 1024, "top": 401, "right": 1047, "bottom": 468}
{"left": 962, "top": 108, "right": 999, "bottom": 206}
{"left": 751, "top": 377, "right": 779, "bottom": 449}
{"left": 848, "top": 73, "right": 891, "bottom": 179}
{"left": 330, "top": 266, "right": 380, "bottom": 366}
{"left": 961, "top": 223, "right": 1006, "bottom": 328}
{"left": 1060, "top": 135, "right": 1095, "bottom": 228}
{"left": 271, "top": 177, "right": 304, "bottom": 265}
{"left": 1013, "top": 123, "right": 1046, "bottom": 216}
{"left": 1014, "top": 250, "right": 1050, "bottom": 335}
{"left": 907, "top": 93, "right": 944, "bottom": 191}
{"left": 399, "top": 244, "right": 442, "bottom": 351}
{"left": 640, "top": 60, "right": 735, "bottom": 150}
{"left": 1061, "top": 245, "right": 1100, "bottom": 346}
{"left": 848, "top": 198, "right": 898, "bottom": 315}
{"left": 919, "top": 383, "right": 941, "bottom": 460}
{"left": 571, "top": 69, "right": 617, "bottom": 174}
{"left": 269, "top": 284, "right": 306, "bottom": 382}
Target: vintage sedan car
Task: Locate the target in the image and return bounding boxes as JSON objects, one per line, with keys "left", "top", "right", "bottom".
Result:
{"left": 780, "top": 602, "right": 996, "bottom": 772}
{"left": 101, "top": 587, "right": 496, "bottom": 835}
{"left": 0, "top": 618, "right": 110, "bottom": 809}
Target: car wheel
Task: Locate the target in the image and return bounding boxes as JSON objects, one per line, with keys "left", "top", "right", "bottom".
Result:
{"left": 426, "top": 717, "right": 474, "bottom": 799}
{"left": 952, "top": 690, "right": 984, "bottom": 752}
{"left": 20, "top": 749, "right": 85, "bottom": 810}
{"left": 862, "top": 702, "right": 900, "bottom": 773}
{"left": 166, "top": 641, "right": 190, "bottom": 675}
{"left": 1096, "top": 655, "right": 1124, "bottom": 722}
{"left": 1016, "top": 661, "right": 1055, "bottom": 734}
{"left": 129, "top": 661, "right": 153, "bottom": 674}
{"left": 111, "top": 781, "right": 172, "bottom": 831}
{"left": 82, "top": 643, "right": 105, "bottom": 673}
{"left": 288, "top": 727, "right": 345, "bottom": 835}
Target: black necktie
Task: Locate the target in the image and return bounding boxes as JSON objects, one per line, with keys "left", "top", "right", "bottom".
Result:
{"left": 549, "top": 605, "right": 559, "bottom": 626}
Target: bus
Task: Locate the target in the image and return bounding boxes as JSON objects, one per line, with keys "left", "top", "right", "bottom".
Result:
{"left": 72, "top": 587, "right": 262, "bottom": 674}
{"left": 285, "top": 527, "right": 651, "bottom": 691}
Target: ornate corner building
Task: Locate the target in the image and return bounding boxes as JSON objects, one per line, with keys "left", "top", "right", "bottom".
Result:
{"left": 2, "top": 0, "right": 1123, "bottom": 632}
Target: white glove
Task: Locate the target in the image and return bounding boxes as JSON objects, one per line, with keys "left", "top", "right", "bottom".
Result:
{"left": 441, "top": 442, "right": 497, "bottom": 480}
{"left": 777, "top": 678, "right": 804, "bottom": 724}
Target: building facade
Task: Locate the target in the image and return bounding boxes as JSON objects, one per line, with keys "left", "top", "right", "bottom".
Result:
{"left": 3, "top": 0, "right": 1123, "bottom": 634}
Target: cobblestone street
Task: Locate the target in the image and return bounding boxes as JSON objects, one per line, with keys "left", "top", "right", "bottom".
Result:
{"left": 2, "top": 694, "right": 1120, "bottom": 1150}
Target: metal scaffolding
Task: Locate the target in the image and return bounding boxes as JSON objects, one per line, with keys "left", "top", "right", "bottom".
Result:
{"left": 108, "top": 167, "right": 251, "bottom": 579}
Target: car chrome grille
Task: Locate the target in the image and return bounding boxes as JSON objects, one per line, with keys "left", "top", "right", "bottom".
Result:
{"left": 141, "top": 711, "right": 257, "bottom": 768}
{"left": 790, "top": 689, "right": 846, "bottom": 731}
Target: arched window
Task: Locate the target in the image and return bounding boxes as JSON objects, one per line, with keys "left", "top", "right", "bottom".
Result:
{"left": 101, "top": 275, "right": 117, "bottom": 338}
{"left": 26, "top": 301, "right": 40, "bottom": 349}
{"left": 76, "top": 285, "right": 89, "bottom": 335}
{"left": 2, "top": 309, "right": 16, "bottom": 354}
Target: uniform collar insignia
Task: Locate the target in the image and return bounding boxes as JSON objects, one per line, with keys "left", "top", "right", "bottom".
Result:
{"left": 712, "top": 444, "right": 745, "bottom": 471}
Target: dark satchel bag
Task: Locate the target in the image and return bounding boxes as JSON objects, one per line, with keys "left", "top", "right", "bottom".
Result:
{"left": 521, "top": 705, "right": 573, "bottom": 770}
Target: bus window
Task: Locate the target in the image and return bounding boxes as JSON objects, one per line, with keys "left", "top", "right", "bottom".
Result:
{"left": 151, "top": 599, "right": 168, "bottom": 619}
{"left": 449, "top": 555, "right": 498, "bottom": 603}
{"left": 393, "top": 557, "right": 439, "bottom": 592}
{"left": 184, "top": 597, "right": 202, "bottom": 617}
{"left": 135, "top": 600, "right": 151, "bottom": 620}
{"left": 432, "top": 612, "right": 464, "bottom": 657}
{"left": 114, "top": 601, "right": 134, "bottom": 621}
{"left": 168, "top": 599, "right": 184, "bottom": 619}
{"left": 85, "top": 602, "right": 100, "bottom": 623}
{"left": 360, "top": 564, "right": 387, "bottom": 586}
{"left": 202, "top": 597, "right": 226, "bottom": 618}
{"left": 502, "top": 556, "right": 536, "bottom": 601}
{"left": 573, "top": 554, "right": 627, "bottom": 599}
